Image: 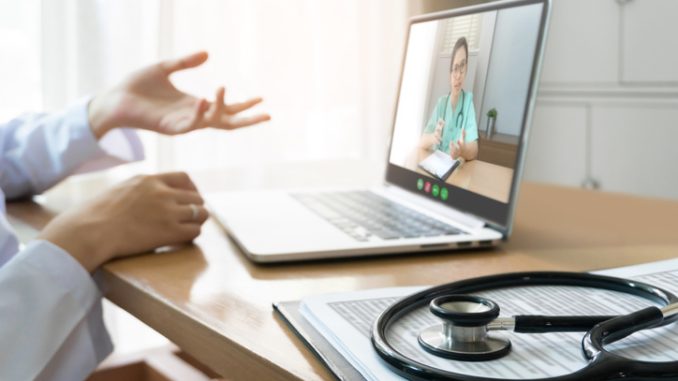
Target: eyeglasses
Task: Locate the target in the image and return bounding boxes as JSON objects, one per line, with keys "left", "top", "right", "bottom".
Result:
{"left": 452, "top": 60, "right": 467, "bottom": 76}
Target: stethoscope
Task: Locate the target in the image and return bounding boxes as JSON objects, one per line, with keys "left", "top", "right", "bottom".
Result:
{"left": 436, "top": 90, "right": 466, "bottom": 152}
{"left": 371, "top": 271, "right": 678, "bottom": 381}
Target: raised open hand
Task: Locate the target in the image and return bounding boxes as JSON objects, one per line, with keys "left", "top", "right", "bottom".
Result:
{"left": 449, "top": 128, "right": 466, "bottom": 159}
{"left": 89, "top": 51, "right": 271, "bottom": 138}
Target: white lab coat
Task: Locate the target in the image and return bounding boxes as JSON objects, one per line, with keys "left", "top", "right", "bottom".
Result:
{"left": 0, "top": 99, "right": 144, "bottom": 381}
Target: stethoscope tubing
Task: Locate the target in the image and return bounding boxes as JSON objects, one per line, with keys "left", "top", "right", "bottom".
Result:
{"left": 439, "top": 90, "right": 465, "bottom": 151}
{"left": 580, "top": 306, "right": 678, "bottom": 380}
{"left": 371, "top": 271, "right": 678, "bottom": 381}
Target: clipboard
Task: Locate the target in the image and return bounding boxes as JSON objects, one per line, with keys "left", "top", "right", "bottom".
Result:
{"left": 417, "top": 150, "right": 460, "bottom": 181}
{"left": 273, "top": 301, "right": 367, "bottom": 381}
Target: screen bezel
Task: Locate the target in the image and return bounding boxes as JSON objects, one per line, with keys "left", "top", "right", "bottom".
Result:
{"left": 384, "top": 0, "right": 551, "bottom": 236}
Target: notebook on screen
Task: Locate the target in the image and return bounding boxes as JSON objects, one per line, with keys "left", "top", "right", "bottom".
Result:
{"left": 418, "top": 150, "right": 460, "bottom": 181}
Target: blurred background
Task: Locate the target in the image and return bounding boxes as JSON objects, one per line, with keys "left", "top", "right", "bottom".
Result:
{"left": 2, "top": 0, "right": 677, "bottom": 359}
{"left": 2, "top": 0, "right": 677, "bottom": 198}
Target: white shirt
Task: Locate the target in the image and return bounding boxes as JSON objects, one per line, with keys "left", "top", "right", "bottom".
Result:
{"left": 0, "top": 99, "right": 144, "bottom": 381}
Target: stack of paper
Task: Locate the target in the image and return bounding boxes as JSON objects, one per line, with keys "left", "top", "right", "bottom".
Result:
{"left": 299, "top": 259, "right": 678, "bottom": 380}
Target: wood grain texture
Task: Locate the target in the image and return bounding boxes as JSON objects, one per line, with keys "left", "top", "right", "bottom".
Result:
{"left": 8, "top": 163, "right": 678, "bottom": 380}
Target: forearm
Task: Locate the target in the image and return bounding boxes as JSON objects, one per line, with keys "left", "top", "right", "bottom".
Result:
{"left": 37, "top": 222, "right": 112, "bottom": 273}
{"left": 88, "top": 88, "right": 125, "bottom": 139}
{"left": 88, "top": 92, "right": 114, "bottom": 139}
{"left": 37, "top": 191, "right": 120, "bottom": 273}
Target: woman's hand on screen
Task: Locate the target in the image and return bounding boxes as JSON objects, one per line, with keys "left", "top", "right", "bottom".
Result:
{"left": 419, "top": 131, "right": 441, "bottom": 151}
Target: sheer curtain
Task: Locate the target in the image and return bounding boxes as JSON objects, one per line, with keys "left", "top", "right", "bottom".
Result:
{"left": 40, "top": 0, "right": 164, "bottom": 175}
{"left": 166, "top": 0, "right": 407, "bottom": 172}
{"left": 0, "top": 0, "right": 42, "bottom": 121}
{"left": 40, "top": 0, "right": 408, "bottom": 174}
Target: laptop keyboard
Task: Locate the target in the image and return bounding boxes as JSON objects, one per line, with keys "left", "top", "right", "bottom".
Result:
{"left": 292, "top": 191, "right": 463, "bottom": 242}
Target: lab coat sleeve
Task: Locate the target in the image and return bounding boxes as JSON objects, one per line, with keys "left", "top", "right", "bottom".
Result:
{"left": 0, "top": 240, "right": 112, "bottom": 381}
{"left": 0, "top": 98, "right": 145, "bottom": 200}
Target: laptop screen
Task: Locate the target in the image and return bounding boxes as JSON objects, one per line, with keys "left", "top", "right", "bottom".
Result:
{"left": 385, "top": 0, "right": 549, "bottom": 231}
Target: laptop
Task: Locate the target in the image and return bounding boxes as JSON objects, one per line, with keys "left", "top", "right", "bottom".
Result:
{"left": 208, "top": 0, "right": 551, "bottom": 263}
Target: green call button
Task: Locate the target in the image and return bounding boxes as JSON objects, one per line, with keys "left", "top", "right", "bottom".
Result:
{"left": 441, "top": 187, "right": 449, "bottom": 201}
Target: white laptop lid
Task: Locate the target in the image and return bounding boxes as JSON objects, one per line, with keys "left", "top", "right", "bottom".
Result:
{"left": 383, "top": 0, "right": 550, "bottom": 237}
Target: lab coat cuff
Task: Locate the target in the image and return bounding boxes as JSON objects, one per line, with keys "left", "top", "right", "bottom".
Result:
{"left": 66, "top": 97, "right": 145, "bottom": 172}
{"left": 22, "top": 240, "right": 101, "bottom": 306}
{"left": 97, "top": 127, "right": 146, "bottom": 163}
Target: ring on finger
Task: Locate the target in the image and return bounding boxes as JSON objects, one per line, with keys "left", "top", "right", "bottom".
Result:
{"left": 189, "top": 203, "right": 200, "bottom": 221}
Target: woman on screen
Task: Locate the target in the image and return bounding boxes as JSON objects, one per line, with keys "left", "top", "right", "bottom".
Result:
{"left": 418, "top": 37, "right": 478, "bottom": 161}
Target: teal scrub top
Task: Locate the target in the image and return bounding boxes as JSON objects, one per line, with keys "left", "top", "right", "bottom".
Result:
{"left": 423, "top": 91, "right": 478, "bottom": 154}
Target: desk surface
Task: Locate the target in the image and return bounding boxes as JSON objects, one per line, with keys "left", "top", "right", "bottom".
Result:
{"left": 405, "top": 148, "right": 513, "bottom": 203}
{"left": 8, "top": 161, "right": 678, "bottom": 381}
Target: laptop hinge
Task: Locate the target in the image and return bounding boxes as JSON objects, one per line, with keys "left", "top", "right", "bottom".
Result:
{"left": 381, "top": 185, "right": 487, "bottom": 231}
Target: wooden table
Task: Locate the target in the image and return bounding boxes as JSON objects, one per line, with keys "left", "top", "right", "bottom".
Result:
{"left": 405, "top": 148, "right": 513, "bottom": 202}
{"left": 8, "top": 161, "right": 678, "bottom": 380}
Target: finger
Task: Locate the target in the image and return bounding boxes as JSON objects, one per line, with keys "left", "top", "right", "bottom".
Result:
{"left": 160, "top": 51, "right": 209, "bottom": 74}
{"left": 224, "top": 97, "right": 263, "bottom": 114}
{"left": 173, "top": 189, "right": 205, "bottom": 205}
{"left": 217, "top": 113, "right": 271, "bottom": 130}
{"left": 175, "top": 204, "right": 209, "bottom": 224}
{"left": 157, "top": 172, "right": 199, "bottom": 191}
{"left": 205, "top": 86, "right": 226, "bottom": 122}
{"left": 161, "top": 98, "right": 208, "bottom": 134}
{"left": 184, "top": 98, "right": 209, "bottom": 131}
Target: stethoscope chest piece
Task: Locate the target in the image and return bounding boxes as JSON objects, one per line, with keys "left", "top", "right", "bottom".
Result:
{"left": 418, "top": 295, "right": 511, "bottom": 361}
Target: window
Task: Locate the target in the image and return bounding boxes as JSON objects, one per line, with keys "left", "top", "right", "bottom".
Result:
{"left": 439, "top": 14, "right": 482, "bottom": 56}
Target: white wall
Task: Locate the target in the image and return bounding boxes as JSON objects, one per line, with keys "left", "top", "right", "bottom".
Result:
{"left": 472, "top": 11, "right": 496, "bottom": 125}
{"left": 479, "top": 4, "right": 542, "bottom": 137}
{"left": 525, "top": 0, "right": 678, "bottom": 200}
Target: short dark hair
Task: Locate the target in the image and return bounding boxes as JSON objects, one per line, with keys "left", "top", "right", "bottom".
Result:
{"left": 450, "top": 37, "right": 469, "bottom": 72}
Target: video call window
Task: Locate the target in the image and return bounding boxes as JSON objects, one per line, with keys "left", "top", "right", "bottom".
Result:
{"left": 389, "top": 5, "right": 541, "bottom": 203}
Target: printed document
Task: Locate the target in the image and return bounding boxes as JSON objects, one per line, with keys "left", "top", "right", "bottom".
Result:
{"left": 299, "top": 258, "right": 678, "bottom": 380}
